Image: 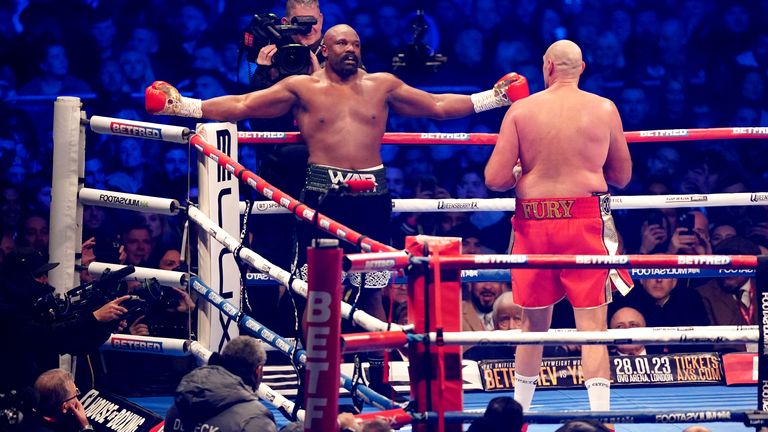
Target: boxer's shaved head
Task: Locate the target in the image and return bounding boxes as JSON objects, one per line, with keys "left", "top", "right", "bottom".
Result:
{"left": 543, "top": 39, "right": 585, "bottom": 85}
{"left": 322, "top": 24, "right": 362, "bottom": 79}
{"left": 323, "top": 24, "right": 358, "bottom": 44}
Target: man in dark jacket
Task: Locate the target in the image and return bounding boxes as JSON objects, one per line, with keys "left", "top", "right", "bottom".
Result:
{"left": 165, "top": 335, "right": 276, "bottom": 432}
{"left": 697, "top": 236, "right": 762, "bottom": 352}
{"left": 0, "top": 248, "right": 128, "bottom": 393}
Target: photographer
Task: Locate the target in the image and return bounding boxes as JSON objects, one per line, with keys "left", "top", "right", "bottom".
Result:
{"left": 0, "top": 247, "right": 128, "bottom": 393}
{"left": 100, "top": 251, "right": 196, "bottom": 396}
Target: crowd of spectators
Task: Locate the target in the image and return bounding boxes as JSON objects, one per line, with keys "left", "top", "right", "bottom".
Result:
{"left": 1, "top": 0, "right": 767, "bottom": 362}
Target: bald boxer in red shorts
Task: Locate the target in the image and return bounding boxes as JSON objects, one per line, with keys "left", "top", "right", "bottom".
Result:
{"left": 485, "top": 39, "right": 633, "bottom": 416}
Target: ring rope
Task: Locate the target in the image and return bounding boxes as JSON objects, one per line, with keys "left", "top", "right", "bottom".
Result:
{"left": 189, "top": 133, "right": 395, "bottom": 253}
{"left": 339, "top": 325, "right": 754, "bottom": 353}
{"left": 345, "top": 252, "right": 760, "bottom": 273}
{"left": 420, "top": 327, "right": 757, "bottom": 347}
{"left": 188, "top": 275, "right": 401, "bottom": 411}
{"left": 186, "top": 206, "right": 408, "bottom": 333}
{"left": 410, "top": 409, "right": 768, "bottom": 427}
{"left": 241, "top": 192, "right": 768, "bottom": 215}
{"left": 237, "top": 126, "right": 768, "bottom": 145}
{"left": 240, "top": 268, "right": 755, "bottom": 285}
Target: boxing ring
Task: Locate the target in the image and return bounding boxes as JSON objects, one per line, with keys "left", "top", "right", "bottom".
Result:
{"left": 49, "top": 95, "right": 768, "bottom": 431}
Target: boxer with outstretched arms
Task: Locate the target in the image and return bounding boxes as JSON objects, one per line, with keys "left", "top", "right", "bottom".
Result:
{"left": 147, "top": 24, "right": 528, "bottom": 394}
{"left": 485, "top": 39, "right": 632, "bottom": 417}
{"left": 147, "top": 25, "right": 528, "bottom": 165}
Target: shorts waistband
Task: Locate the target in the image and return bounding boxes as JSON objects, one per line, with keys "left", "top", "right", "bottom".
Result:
{"left": 515, "top": 193, "right": 610, "bottom": 220}
{"left": 305, "top": 163, "right": 388, "bottom": 195}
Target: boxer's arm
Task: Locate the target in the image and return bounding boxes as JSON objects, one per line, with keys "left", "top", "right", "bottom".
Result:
{"left": 485, "top": 106, "right": 521, "bottom": 191}
{"left": 603, "top": 100, "right": 632, "bottom": 188}
{"left": 202, "top": 78, "right": 299, "bottom": 122}
{"left": 386, "top": 76, "right": 475, "bottom": 119}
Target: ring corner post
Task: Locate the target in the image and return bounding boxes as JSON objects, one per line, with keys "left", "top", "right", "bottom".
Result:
{"left": 196, "top": 122, "right": 241, "bottom": 351}
{"left": 50, "top": 96, "right": 85, "bottom": 295}
{"left": 405, "top": 235, "right": 463, "bottom": 432}
{"left": 757, "top": 255, "right": 768, "bottom": 420}
{"left": 304, "top": 239, "right": 343, "bottom": 432}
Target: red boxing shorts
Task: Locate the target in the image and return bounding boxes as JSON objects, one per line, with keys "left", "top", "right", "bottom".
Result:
{"left": 510, "top": 194, "right": 633, "bottom": 309}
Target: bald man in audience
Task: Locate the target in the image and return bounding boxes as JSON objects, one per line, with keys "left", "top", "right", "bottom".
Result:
{"left": 609, "top": 306, "right": 647, "bottom": 356}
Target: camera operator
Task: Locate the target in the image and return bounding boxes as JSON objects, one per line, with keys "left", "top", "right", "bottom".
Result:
{"left": 245, "top": 0, "right": 324, "bottom": 341}
{"left": 125, "top": 250, "right": 195, "bottom": 339}
{"left": 100, "top": 251, "right": 196, "bottom": 396}
{"left": 0, "top": 247, "right": 128, "bottom": 394}
{"left": 251, "top": 0, "right": 324, "bottom": 89}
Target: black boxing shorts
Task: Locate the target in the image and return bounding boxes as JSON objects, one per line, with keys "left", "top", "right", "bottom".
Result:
{"left": 296, "top": 164, "right": 392, "bottom": 288}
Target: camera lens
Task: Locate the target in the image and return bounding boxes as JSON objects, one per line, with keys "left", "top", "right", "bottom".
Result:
{"left": 275, "top": 44, "right": 310, "bottom": 76}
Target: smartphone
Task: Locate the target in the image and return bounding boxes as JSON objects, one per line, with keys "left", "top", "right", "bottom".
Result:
{"left": 678, "top": 213, "right": 695, "bottom": 235}
{"left": 93, "top": 238, "right": 122, "bottom": 263}
{"left": 646, "top": 211, "right": 664, "bottom": 227}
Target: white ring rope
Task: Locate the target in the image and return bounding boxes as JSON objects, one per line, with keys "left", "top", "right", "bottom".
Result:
{"left": 186, "top": 206, "right": 408, "bottom": 332}
{"left": 89, "top": 115, "right": 190, "bottom": 144}
{"left": 100, "top": 334, "right": 189, "bottom": 356}
{"left": 241, "top": 192, "right": 768, "bottom": 214}
{"left": 427, "top": 326, "right": 757, "bottom": 347}
{"left": 79, "top": 188, "right": 180, "bottom": 215}
{"left": 88, "top": 262, "right": 187, "bottom": 288}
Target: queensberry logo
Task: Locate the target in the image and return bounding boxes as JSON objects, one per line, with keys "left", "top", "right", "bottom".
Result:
{"left": 437, "top": 200, "right": 478, "bottom": 210}
{"left": 111, "top": 337, "right": 163, "bottom": 353}
{"left": 751, "top": 193, "right": 768, "bottom": 202}
{"left": 110, "top": 122, "right": 162, "bottom": 139}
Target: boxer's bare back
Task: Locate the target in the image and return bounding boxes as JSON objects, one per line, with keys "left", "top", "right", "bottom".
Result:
{"left": 486, "top": 40, "right": 632, "bottom": 197}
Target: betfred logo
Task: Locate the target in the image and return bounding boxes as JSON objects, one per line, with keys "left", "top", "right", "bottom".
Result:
{"left": 419, "top": 133, "right": 470, "bottom": 141}
{"left": 474, "top": 255, "right": 528, "bottom": 264}
{"left": 639, "top": 129, "right": 688, "bottom": 137}
{"left": 110, "top": 122, "right": 162, "bottom": 139}
{"left": 575, "top": 255, "right": 629, "bottom": 265}
{"left": 240, "top": 131, "right": 287, "bottom": 139}
{"left": 676, "top": 256, "right": 731, "bottom": 265}
{"left": 733, "top": 127, "right": 768, "bottom": 135}
{"left": 111, "top": 337, "right": 163, "bottom": 353}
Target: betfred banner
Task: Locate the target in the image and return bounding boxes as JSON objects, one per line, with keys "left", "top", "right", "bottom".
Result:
{"left": 479, "top": 353, "right": 723, "bottom": 391}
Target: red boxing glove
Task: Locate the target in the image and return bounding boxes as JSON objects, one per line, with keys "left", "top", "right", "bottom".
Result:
{"left": 471, "top": 72, "right": 530, "bottom": 113}
{"left": 145, "top": 81, "right": 202, "bottom": 118}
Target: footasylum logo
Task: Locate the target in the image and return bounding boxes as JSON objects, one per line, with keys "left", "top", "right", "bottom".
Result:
{"left": 99, "top": 194, "right": 149, "bottom": 208}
